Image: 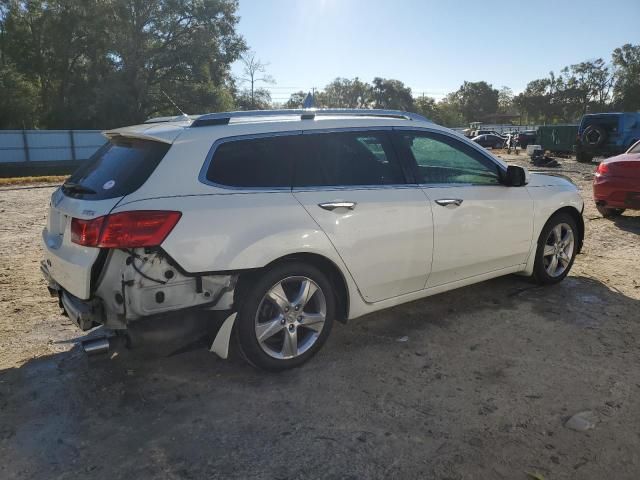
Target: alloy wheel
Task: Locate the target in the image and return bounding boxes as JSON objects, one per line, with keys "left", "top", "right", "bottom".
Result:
{"left": 543, "top": 223, "right": 575, "bottom": 277}
{"left": 254, "top": 276, "right": 327, "bottom": 359}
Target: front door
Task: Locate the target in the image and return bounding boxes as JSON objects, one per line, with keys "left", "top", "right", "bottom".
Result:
{"left": 292, "top": 130, "right": 433, "bottom": 303}
{"left": 394, "top": 129, "right": 533, "bottom": 288}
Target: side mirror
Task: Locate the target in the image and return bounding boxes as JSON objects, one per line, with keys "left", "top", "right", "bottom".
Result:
{"left": 505, "top": 165, "right": 528, "bottom": 186}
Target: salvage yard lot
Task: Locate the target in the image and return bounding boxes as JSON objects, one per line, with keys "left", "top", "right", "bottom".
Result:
{"left": 0, "top": 156, "right": 639, "bottom": 479}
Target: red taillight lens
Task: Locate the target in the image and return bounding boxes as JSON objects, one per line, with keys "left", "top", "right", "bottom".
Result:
{"left": 595, "top": 162, "right": 609, "bottom": 176}
{"left": 71, "top": 211, "right": 181, "bottom": 248}
{"left": 71, "top": 216, "right": 105, "bottom": 246}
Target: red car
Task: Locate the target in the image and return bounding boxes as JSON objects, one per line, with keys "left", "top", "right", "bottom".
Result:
{"left": 593, "top": 140, "right": 640, "bottom": 217}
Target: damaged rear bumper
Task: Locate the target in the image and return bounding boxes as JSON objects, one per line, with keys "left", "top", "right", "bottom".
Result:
{"left": 42, "top": 261, "right": 102, "bottom": 331}
{"left": 41, "top": 249, "right": 237, "bottom": 332}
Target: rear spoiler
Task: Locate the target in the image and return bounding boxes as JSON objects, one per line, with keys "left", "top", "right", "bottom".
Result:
{"left": 103, "top": 124, "right": 186, "bottom": 144}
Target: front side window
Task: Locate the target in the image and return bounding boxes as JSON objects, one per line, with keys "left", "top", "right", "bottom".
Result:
{"left": 398, "top": 132, "right": 501, "bottom": 185}
{"left": 206, "top": 135, "right": 298, "bottom": 188}
{"left": 294, "top": 131, "right": 405, "bottom": 187}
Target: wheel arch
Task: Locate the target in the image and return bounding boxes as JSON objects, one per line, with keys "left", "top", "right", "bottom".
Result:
{"left": 234, "top": 252, "right": 351, "bottom": 324}
{"left": 548, "top": 206, "right": 584, "bottom": 253}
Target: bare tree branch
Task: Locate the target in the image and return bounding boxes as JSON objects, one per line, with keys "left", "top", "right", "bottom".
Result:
{"left": 238, "top": 50, "right": 275, "bottom": 109}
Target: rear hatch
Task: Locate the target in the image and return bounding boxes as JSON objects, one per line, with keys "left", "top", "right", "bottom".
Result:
{"left": 43, "top": 135, "right": 172, "bottom": 299}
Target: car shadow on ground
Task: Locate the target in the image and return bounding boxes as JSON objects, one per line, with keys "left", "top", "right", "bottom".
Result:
{"left": 613, "top": 214, "right": 640, "bottom": 235}
{"left": 1, "top": 274, "right": 638, "bottom": 479}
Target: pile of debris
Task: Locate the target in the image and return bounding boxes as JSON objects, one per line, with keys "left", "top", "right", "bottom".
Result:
{"left": 528, "top": 145, "right": 560, "bottom": 168}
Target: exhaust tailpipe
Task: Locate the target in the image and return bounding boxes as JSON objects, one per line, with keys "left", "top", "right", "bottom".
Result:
{"left": 81, "top": 337, "right": 110, "bottom": 356}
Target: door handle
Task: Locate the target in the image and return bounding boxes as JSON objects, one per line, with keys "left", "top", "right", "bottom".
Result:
{"left": 435, "top": 198, "right": 463, "bottom": 207}
{"left": 318, "top": 201, "right": 357, "bottom": 211}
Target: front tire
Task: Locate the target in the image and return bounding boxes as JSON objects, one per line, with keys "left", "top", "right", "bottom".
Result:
{"left": 235, "top": 262, "right": 335, "bottom": 371}
{"left": 532, "top": 213, "right": 578, "bottom": 285}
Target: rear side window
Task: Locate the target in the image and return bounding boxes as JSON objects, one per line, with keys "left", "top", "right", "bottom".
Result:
{"left": 294, "top": 131, "right": 405, "bottom": 187}
{"left": 206, "top": 135, "right": 297, "bottom": 188}
{"left": 64, "top": 138, "right": 169, "bottom": 200}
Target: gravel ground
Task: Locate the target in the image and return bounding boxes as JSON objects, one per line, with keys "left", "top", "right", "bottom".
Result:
{"left": 0, "top": 155, "right": 639, "bottom": 479}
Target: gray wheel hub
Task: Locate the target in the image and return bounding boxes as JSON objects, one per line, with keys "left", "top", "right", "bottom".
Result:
{"left": 255, "top": 276, "right": 326, "bottom": 360}
{"left": 543, "top": 223, "right": 575, "bottom": 277}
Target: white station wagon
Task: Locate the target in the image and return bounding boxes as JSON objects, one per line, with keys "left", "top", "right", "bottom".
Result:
{"left": 42, "top": 109, "right": 584, "bottom": 370}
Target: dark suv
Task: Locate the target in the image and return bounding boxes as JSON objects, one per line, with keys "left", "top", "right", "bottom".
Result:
{"left": 576, "top": 112, "right": 640, "bottom": 163}
{"left": 517, "top": 130, "right": 537, "bottom": 148}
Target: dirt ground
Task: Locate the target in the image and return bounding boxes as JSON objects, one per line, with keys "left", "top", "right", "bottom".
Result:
{"left": 0, "top": 155, "right": 639, "bottom": 480}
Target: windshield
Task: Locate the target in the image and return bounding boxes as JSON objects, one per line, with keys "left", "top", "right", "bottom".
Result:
{"left": 63, "top": 137, "right": 170, "bottom": 200}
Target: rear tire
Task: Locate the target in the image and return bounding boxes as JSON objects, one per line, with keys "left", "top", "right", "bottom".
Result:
{"left": 532, "top": 213, "right": 578, "bottom": 285}
{"left": 235, "top": 262, "right": 335, "bottom": 371}
{"left": 596, "top": 205, "right": 625, "bottom": 218}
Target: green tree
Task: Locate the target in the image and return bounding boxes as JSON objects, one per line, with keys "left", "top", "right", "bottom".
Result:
{"left": 371, "top": 77, "right": 414, "bottom": 110}
{"left": 436, "top": 94, "right": 466, "bottom": 127}
{"left": 611, "top": 43, "right": 640, "bottom": 111}
{"left": 451, "top": 81, "right": 498, "bottom": 122}
{"left": 0, "top": 62, "right": 39, "bottom": 128}
{"left": 414, "top": 96, "right": 438, "bottom": 120}
{"left": 514, "top": 77, "right": 553, "bottom": 123}
{"left": 0, "top": 0, "right": 245, "bottom": 128}
{"left": 0, "top": 1, "right": 105, "bottom": 127}
{"left": 497, "top": 86, "right": 514, "bottom": 114}
{"left": 515, "top": 59, "right": 615, "bottom": 123}
{"left": 559, "top": 59, "right": 613, "bottom": 116}
{"left": 284, "top": 91, "right": 307, "bottom": 109}
{"left": 315, "top": 77, "right": 372, "bottom": 108}
{"left": 104, "top": 0, "right": 245, "bottom": 125}
{"left": 235, "top": 87, "right": 272, "bottom": 110}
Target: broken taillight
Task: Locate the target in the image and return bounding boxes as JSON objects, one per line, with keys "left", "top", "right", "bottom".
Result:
{"left": 71, "top": 211, "right": 181, "bottom": 248}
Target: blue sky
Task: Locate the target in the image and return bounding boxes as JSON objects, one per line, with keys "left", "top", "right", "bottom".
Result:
{"left": 232, "top": 0, "right": 640, "bottom": 103}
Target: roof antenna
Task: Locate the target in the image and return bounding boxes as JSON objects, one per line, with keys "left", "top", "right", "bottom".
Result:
{"left": 161, "top": 90, "right": 190, "bottom": 120}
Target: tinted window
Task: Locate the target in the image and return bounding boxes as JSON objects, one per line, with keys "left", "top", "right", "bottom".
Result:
{"left": 64, "top": 138, "right": 170, "bottom": 200}
{"left": 294, "top": 131, "right": 405, "bottom": 187}
{"left": 206, "top": 135, "right": 297, "bottom": 188}
{"left": 398, "top": 132, "right": 501, "bottom": 185}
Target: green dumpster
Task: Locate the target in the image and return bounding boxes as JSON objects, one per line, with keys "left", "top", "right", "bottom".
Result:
{"left": 537, "top": 124, "right": 578, "bottom": 154}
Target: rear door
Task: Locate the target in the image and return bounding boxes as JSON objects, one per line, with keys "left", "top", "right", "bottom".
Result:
{"left": 292, "top": 129, "right": 433, "bottom": 303}
{"left": 44, "top": 137, "right": 171, "bottom": 299}
{"left": 394, "top": 129, "right": 533, "bottom": 287}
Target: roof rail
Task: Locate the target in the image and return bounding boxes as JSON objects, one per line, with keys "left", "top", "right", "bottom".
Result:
{"left": 190, "top": 109, "right": 430, "bottom": 127}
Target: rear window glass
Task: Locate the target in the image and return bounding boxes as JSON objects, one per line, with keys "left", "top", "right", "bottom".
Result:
{"left": 206, "top": 135, "right": 297, "bottom": 188}
{"left": 63, "top": 137, "right": 169, "bottom": 200}
{"left": 294, "top": 131, "right": 405, "bottom": 187}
